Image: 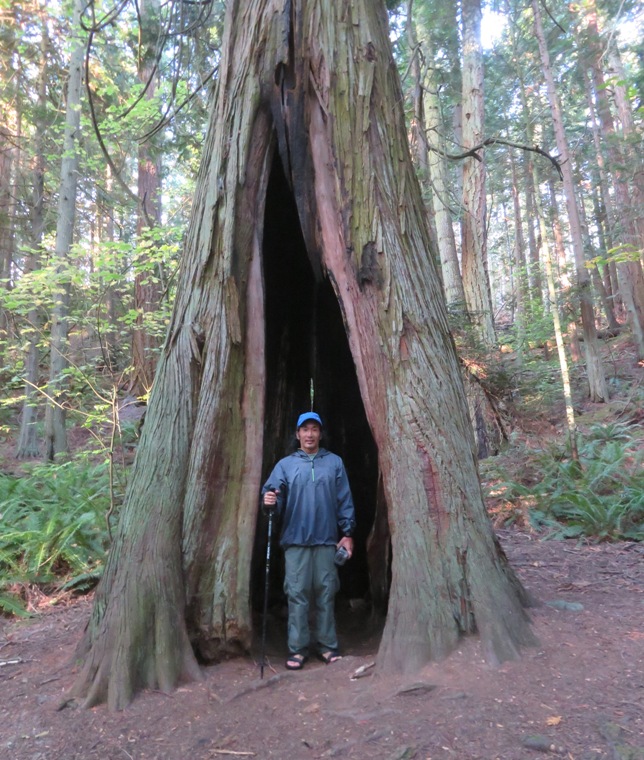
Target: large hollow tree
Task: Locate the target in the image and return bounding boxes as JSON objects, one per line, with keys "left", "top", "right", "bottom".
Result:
{"left": 72, "top": 0, "right": 536, "bottom": 710}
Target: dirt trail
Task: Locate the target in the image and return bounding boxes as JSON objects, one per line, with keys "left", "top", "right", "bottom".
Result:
{"left": 1, "top": 529, "right": 642, "bottom": 760}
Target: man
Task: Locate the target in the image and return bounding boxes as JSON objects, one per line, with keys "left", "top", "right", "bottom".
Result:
{"left": 262, "top": 411, "right": 356, "bottom": 670}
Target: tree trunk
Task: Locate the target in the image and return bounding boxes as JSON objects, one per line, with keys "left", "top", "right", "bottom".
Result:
{"left": 0, "top": 127, "right": 12, "bottom": 290}
{"left": 0, "top": 5, "right": 18, "bottom": 359}
{"left": 404, "top": 5, "right": 441, "bottom": 274}
{"left": 547, "top": 180, "right": 572, "bottom": 292}
{"left": 507, "top": 0, "right": 543, "bottom": 315}
{"left": 416, "top": 17, "right": 466, "bottom": 312}
{"left": 581, "top": 66, "right": 624, "bottom": 325}
{"left": 44, "top": 0, "right": 85, "bottom": 459}
{"left": 130, "top": 0, "right": 164, "bottom": 395}
{"left": 542, "top": 214, "right": 578, "bottom": 461}
{"left": 16, "top": 3, "right": 49, "bottom": 459}
{"left": 523, "top": 153, "right": 541, "bottom": 308}
{"left": 582, "top": 4, "right": 644, "bottom": 359}
{"left": 460, "top": 0, "right": 495, "bottom": 346}
{"left": 73, "top": 0, "right": 536, "bottom": 709}
{"left": 607, "top": 45, "right": 644, "bottom": 267}
{"left": 510, "top": 152, "right": 528, "bottom": 349}
{"left": 532, "top": 0, "right": 608, "bottom": 402}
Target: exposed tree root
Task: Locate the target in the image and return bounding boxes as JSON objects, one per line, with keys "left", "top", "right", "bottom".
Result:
{"left": 72, "top": 596, "right": 203, "bottom": 710}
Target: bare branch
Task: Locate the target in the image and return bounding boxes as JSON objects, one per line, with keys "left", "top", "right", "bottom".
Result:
{"left": 430, "top": 136, "right": 564, "bottom": 179}
{"left": 540, "top": 0, "right": 567, "bottom": 34}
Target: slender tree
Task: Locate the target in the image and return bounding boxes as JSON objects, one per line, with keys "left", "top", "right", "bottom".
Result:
{"left": 130, "top": 0, "right": 164, "bottom": 395}
{"left": 581, "top": 64, "right": 622, "bottom": 324}
{"left": 606, "top": 44, "right": 644, "bottom": 267}
{"left": 413, "top": 6, "right": 466, "bottom": 311}
{"left": 72, "top": 0, "right": 536, "bottom": 710}
{"left": 532, "top": 0, "right": 608, "bottom": 402}
{"left": 541, "top": 199, "right": 578, "bottom": 461}
{"left": 0, "top": 1, "right": 19, "bottom": 357}
{"left": 509, "top": 151, "right": 528, "bottom": 348}
{"left": 16, "top": 0, "right": 49, "bottom": 458}
{"left": 43, "top": 0, "right": 86, "bottom": 459}
{"left": 581, "top": 1, "right": 644, "bottom": 358}
{"left": 460, "top": 0, "right": 495, "bottom": 345}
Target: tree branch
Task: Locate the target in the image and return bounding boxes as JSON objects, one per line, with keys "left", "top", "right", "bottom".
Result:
{"left": 540, "top": 0, "right": 567, "bottom": 34}
{"left": 430, "top": 137, "right": 563, "bottom": 179}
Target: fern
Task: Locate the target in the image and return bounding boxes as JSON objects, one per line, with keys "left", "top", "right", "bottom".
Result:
{"left": 487, "top": 423, "right": 644, "bottom": 542}
{"left": 0, "top": 460, "right": 117, "bottom": 613}
{"left": 0, "top": 593, "right": 30, "bottom": 617}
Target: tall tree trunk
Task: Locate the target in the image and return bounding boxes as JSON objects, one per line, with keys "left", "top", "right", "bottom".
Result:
{"left": 406, "top": 3, "right": 429, "bottom": 193}
{"left": 404, "top": 3, "right": 441, "bottom": 267}
{"left": 542, "top": 211, "right": 578, "bottom": 461}
{"left": 582, "top": 4, "right": 644, "bottom": 359}
{"left": 0, "top": 5, "right": 18, "bottom": 359}
{"left": 102, "top": 165, "right": 119, "bottom": 371}
{"left": 73, "top": 0, "right": 535, "bottom": 710}
{"left": 574, "top": 178, "right": 617, "bottom": 333}
{"left": 547, "top": 179, "right": 572, "bottom": 293}
{"left": 130, "top": 0, "right": 163, "bottom": 395}
{"left": 460, "top": 0, "right": 495, "bottom": 346}
{"left": 522, "top": 153, "right": 541, "bottom": 308}
{"left": 581, "top": 65, "right": 623, "bottom": 324}
{"left": 510, "top": 152, "right": 528, "bottom": 350}
{"left": 44, "top": 0, "right": 85, "bottom": 459}
{"left": 588, "top": 177, "right": 619, "bottom": 326}
{"left": 422, "top": 30, "right": 466, "bottom": 312}
{"left": 532, "top": 0, "right": 608, "bottom": 402}
{"left": 537, "top": 171, "right": 578, "bottom": 395}
{"left": 506, "top": 0, "right": 542, "bottom": 315}
{"left": 16, "top": 2, "right": 49, "bottom": 459}
{"left": 607, "top": 45, "right": 644, "bottom": 267}
{"left": 515, "top": 65, "right": 542, "bottom": 311}
{"left": 0, "top": 132, "right": 14, "bottom": 359}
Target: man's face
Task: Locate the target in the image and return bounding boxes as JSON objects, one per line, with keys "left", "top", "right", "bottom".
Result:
{"left": 296, "top": 422, "right": 321, "bottom": 454}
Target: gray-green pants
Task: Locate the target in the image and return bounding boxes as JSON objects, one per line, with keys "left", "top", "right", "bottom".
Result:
{"left": 283, "top": 545, "right": 339, "bottom": 655}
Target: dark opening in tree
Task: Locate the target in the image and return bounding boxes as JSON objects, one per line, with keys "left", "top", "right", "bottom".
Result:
{"left": 255, "top": 156, "right": 378, "bottom": 613}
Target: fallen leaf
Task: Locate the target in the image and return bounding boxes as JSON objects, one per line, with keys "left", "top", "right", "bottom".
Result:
{"left": 546, "top": 716, "right": 562, "bottom": 726}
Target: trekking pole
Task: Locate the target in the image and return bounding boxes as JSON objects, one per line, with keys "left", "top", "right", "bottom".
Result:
{"left": 260, "top": 505, "right": 274, "bottom": 679}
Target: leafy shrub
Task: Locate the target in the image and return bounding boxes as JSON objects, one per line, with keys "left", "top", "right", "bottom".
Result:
{"left": 484, "top": 423, "right": 644, "bottom": 542}
{"left": 0, "top": 460, "right": 115, "bottom": 613}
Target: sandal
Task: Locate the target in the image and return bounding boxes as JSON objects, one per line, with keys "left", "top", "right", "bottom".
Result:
{"left": 285, "top": 653, "right": 308, "bottom": 670}
{"left": 317, "top": 649, "right": 342, "bottom": 665}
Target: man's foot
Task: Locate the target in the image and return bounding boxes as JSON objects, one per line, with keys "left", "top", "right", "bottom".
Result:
{"left": 317, "top": 649, "right": 342, "bottom": 664}
{"left": 285, "top": 653, "right": 308, "bottom": 670}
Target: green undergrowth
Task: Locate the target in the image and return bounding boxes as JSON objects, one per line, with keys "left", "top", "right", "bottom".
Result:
{"left": 483, "top": 421, "right": 644, "bottom": 542}
{"left": 0, "top": 459, "right": 115, "bottom": 615}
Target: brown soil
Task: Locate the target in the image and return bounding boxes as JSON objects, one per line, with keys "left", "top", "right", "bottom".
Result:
{"left": 1, "top": 529, "right": 642, "bottom": 760}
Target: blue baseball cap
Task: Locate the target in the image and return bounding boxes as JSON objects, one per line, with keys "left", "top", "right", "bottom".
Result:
{"left": 296, "top": 412, "right": 323, "bottom": 429}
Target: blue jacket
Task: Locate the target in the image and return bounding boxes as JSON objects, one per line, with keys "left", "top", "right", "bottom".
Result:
{"left": 262, "top": 448, "right": 356, "bottom": 547}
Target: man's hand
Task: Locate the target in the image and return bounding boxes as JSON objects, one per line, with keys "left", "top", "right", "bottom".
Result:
{"left": 263, "top": 489, "right": 279, "bottom": 509}
{"left": 337, "top": 535, "right": 353, "bottom": 559}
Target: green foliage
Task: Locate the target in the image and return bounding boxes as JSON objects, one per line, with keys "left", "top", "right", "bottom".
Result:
{"left": 492, "top": 307, "right": 591, "bottom": 413}
{"left": 486, "top": 423, "right": 644, "bottom": 542}
{"left": 587, "top": 242, "right": 643, "bottom": 269}
{"left": 0, "top": 593, "right": 32, "bottom": 617}
{"left": 0, "top": 460, "right": 115, "bottom": 613}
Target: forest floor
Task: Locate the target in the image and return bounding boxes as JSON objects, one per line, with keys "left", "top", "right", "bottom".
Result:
{"left": 1, "top": 334, "right": 643, "bottom": 759}
{"left": 0, "top": 530, "right": 642, "bottom": 760}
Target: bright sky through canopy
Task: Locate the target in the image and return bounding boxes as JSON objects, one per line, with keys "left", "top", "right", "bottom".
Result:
{"left": 481, "top": 9, "right": 507, "bottom": 49}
